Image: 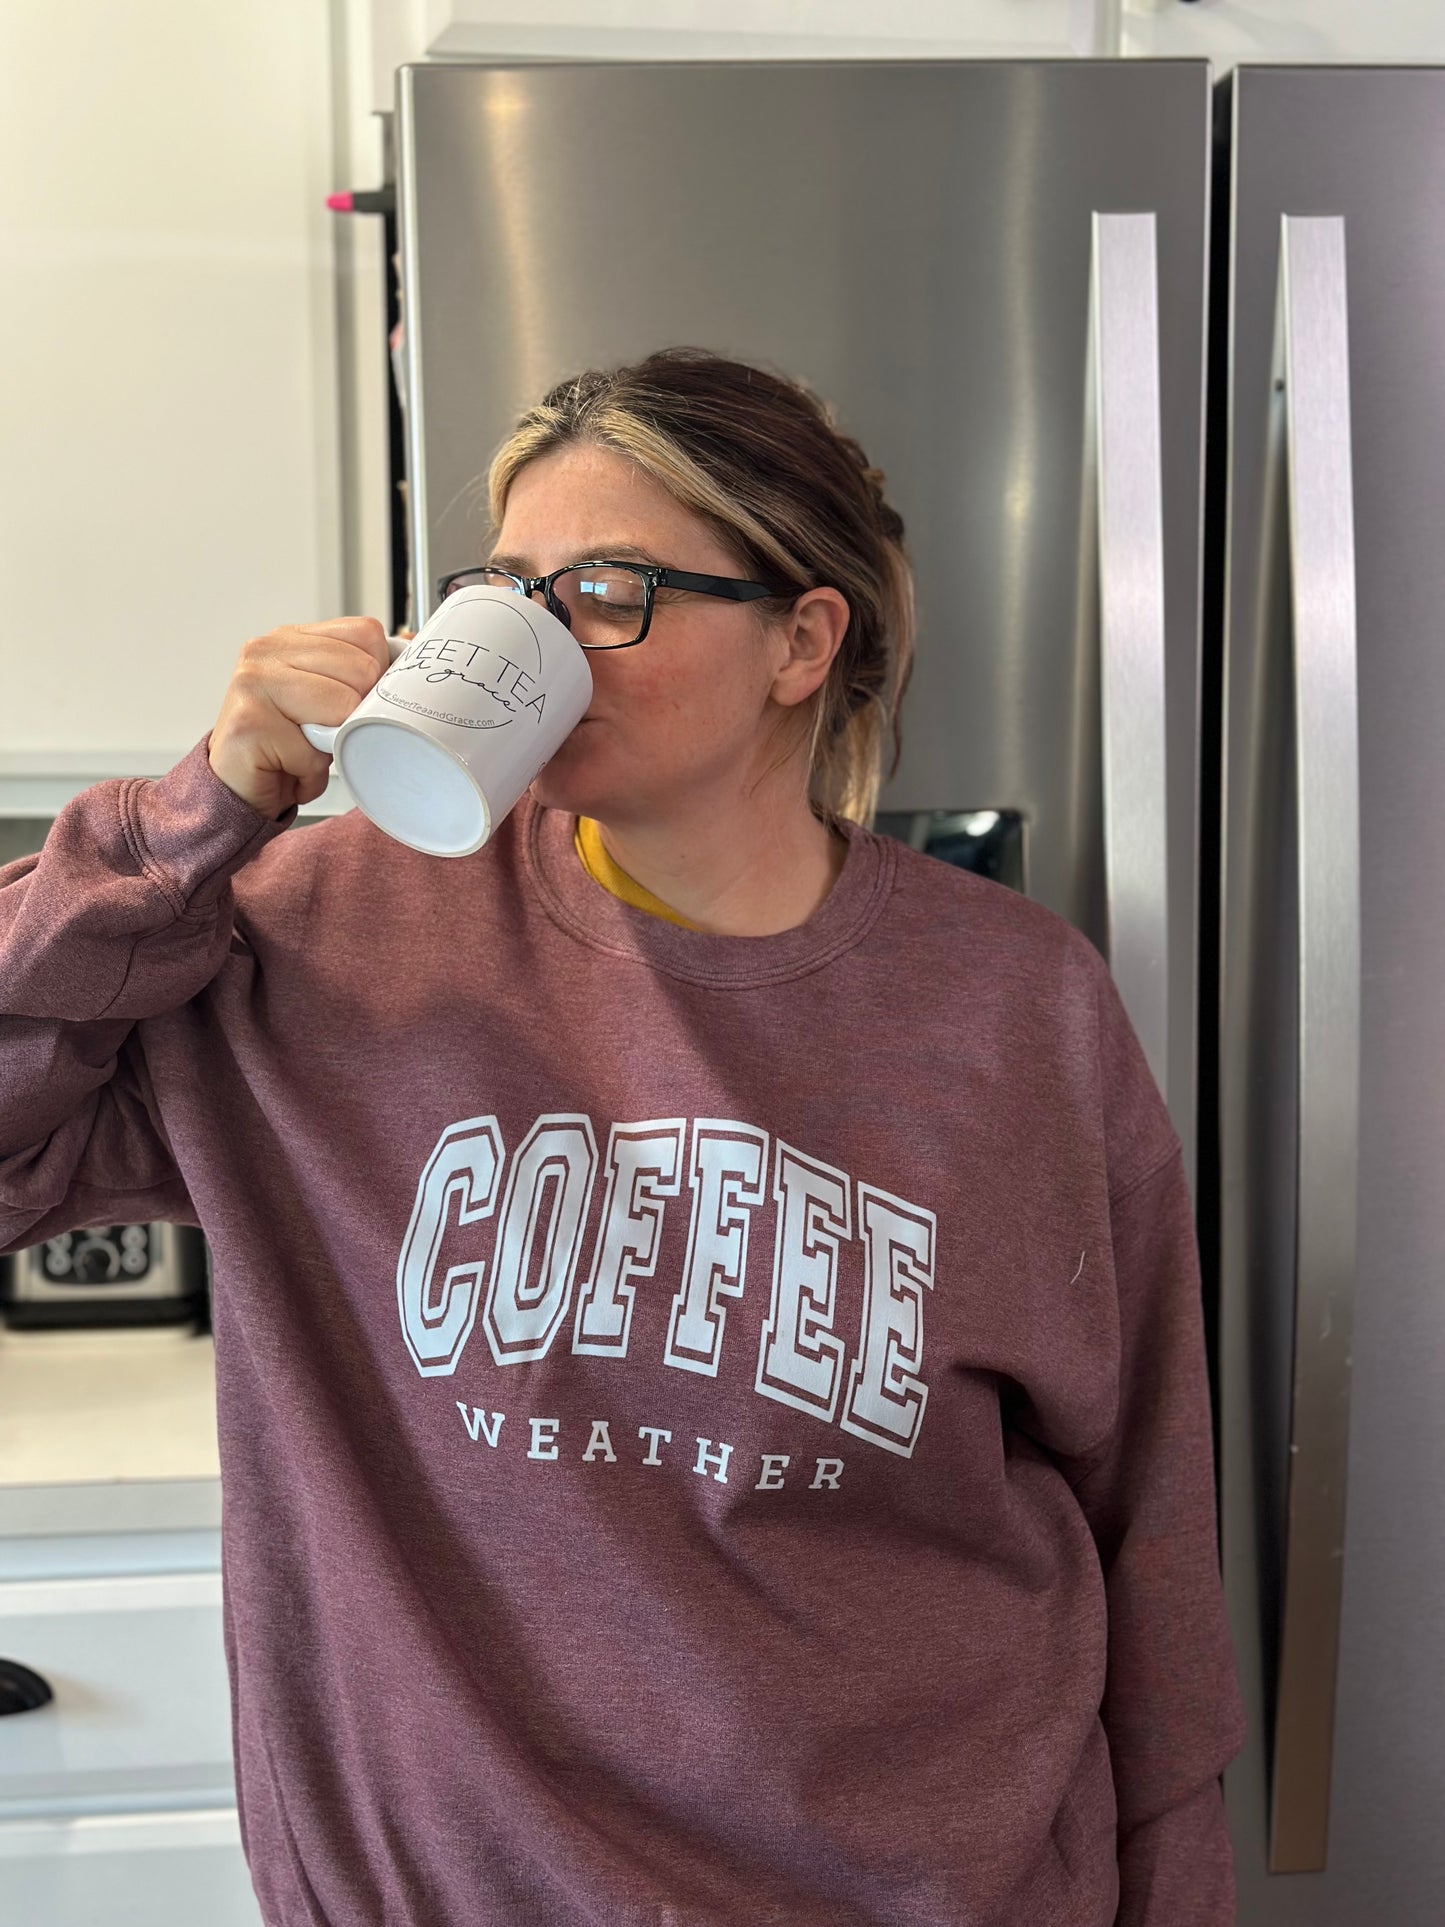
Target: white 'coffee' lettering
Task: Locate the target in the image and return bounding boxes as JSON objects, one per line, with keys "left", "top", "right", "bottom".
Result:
{"left": 482, "top": 1115, "right": 597, "bottom": 1363}
{"left": 397, "top": 1116, "right": 503, "bottom": 1376}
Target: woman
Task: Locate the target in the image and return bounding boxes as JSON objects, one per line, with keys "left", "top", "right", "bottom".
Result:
{"left": 0, "top": 348, "right": 1244, "bottom": 1925}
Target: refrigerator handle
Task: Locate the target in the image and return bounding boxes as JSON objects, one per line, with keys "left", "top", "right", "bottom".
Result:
{"left": 1088, "top": 212, "right": 1171, "bottom": 1101}
{"left": 1267, "top": 212, "right": 1363, "bottom": 1876}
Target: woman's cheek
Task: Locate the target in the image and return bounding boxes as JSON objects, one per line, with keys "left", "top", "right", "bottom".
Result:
{"left": 530, "top": 719, "right": 616, "bottom": 792}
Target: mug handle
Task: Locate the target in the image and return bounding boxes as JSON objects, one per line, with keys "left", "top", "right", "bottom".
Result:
{"left": 300, "top": 633, "right": 407, "bottom": 754}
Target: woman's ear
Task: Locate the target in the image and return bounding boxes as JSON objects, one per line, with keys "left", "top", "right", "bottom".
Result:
{"left": 769, "top": 587, "right": 850, "bottom": 709}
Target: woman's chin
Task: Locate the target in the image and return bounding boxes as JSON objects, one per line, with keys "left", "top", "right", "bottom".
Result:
{"left": 529, "top": 729, "right": 607, "bottom": 815}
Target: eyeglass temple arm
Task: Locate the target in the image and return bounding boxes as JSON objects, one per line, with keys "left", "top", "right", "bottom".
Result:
{"left": 656, "top": 569, "right": 789, "bottom": 601}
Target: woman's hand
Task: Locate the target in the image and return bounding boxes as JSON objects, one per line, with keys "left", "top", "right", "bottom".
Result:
{"left": 207, "top": 618, "right": 393, "bottom": 819}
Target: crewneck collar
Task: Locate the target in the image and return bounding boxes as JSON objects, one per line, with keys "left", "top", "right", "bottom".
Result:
{"left": 520, "top": 790, "right": 897, "bottom": 989}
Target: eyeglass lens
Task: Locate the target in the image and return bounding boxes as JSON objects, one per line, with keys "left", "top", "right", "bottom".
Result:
{"left": 447, "top": 566, "right": 648, "bottom": 646}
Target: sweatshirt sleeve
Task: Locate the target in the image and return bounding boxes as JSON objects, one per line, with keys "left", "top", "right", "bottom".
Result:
{"left": 0, "top": 732, "right": 297, "bottom": 1252}
{"left": 1070, "top": 1144, "right": 1248, "bottom": 1927}
{"left": 1052, "top": 942, "right": 1247, "bottom": 1926}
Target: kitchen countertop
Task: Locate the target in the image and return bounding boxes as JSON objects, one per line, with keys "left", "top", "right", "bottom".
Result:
{"left": 0, "top": 1324, "right": 222, "bottom": 1537}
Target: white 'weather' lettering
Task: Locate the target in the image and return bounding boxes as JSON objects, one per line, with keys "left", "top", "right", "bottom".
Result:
{"left": 451, "top": 1406, "right": 845, "bottom": 1491}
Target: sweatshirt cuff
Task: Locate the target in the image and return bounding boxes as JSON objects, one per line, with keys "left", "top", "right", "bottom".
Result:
{"left": 126, "top": 732, "right": 299, "bottom": 911}
{"left": 1116, "top": 1775, "right": 1236, "bottom": 1927}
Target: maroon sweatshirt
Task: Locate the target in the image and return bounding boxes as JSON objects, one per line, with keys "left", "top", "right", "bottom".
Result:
{"left": 0, "top": 734, "right": 1246, "bottom": 1926}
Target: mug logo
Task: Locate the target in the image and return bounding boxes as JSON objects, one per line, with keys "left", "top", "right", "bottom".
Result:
{"left": 377, "top": 599, "right": 548, "bottom": 731}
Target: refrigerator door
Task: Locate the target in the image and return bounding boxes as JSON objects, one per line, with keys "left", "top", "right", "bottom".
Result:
{"left": 1217, "top": 65, "right": 1445, "bottom": 1923}
{"left": 395, "top": 57, "right": 1211, "bottom": 1175}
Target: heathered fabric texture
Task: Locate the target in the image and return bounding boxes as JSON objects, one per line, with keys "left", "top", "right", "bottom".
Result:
{"left": 0, "top": 733, "right": 1246, "bottom": 1926}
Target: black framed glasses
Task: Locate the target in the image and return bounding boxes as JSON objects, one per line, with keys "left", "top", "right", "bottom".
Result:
{"left": 434, "top": 559, "right": 794, "bottom": 650}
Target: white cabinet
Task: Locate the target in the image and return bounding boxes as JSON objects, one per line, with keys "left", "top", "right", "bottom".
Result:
{"left": 0, "top": 0, "right": 346, "bottom": 774}
{"left": 0, "top": 1808, "right": 260, "bottom": 1927}
{"left": 0, "top": 1557, "right": 262, "bottom": 1927}
{"left": 0, "top": 1331, "right": 261, "bottom": 1927}
{"left": 0, "top": 1572, "right": 233, "bottom": 1812}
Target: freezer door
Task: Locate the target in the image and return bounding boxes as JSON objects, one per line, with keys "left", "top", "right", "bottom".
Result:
{"left": 394, "top": 57, "right": 1211, "bottom": 1173}
{"left": 1217, "top": 64, "right": 1445, "bottom": 1925}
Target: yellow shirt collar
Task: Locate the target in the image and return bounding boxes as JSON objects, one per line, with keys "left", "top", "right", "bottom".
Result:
{"left": 572, "top": 816, "right": 704, "bottom": 931}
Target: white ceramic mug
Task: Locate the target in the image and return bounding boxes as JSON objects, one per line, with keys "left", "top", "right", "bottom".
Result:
{"left": 300, "top": 585, "right": 593, "bottom": 857}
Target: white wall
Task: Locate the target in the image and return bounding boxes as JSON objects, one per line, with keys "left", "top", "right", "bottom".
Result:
{"left": 331, "top": 0, "right": 396, "bottom": 652}
{"left": 1129, "top": 0, "right": 1445, "bottom": 65}
{"left": 0, "top": 0, "right": 347, "bottom": 769}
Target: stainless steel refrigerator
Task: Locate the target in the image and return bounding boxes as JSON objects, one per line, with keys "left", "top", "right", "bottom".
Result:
{"left": 1213, "top": 63, "right": 1445, "bottom": 1925}
{"left": 391, "top": 55, "right": 1445, "bottom": 1921}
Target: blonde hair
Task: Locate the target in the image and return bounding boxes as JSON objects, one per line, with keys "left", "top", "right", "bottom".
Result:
{"left": 485, "top": 347, "right": 916, "bottom": 830}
